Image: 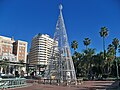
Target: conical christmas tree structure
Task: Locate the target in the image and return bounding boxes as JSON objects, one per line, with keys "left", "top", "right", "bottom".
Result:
{"left": 45, "top": 4, "right": 77, "bottom": 84}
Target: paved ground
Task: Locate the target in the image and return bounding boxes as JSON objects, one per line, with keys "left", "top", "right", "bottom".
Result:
{"left": 10, "top": 81, "right": 119, "bottom": 90}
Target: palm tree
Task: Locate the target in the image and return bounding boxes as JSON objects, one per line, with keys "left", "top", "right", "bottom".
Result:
{"left": 71, "top": 40, "right": 78, "bottom": 51}
{"left": 83, "top": 38, "right": 91, "bottom": 50}
{"left": 83, "top": 48, "right": 95, "bottom": 77}
{"left": 99, "top": 26, "right": 109, "bottom": 60}
{"left": 73, "top": 51, "right": 81, "bottom": 60}
{"left": 82, "top": 37, "right": 91, "bottom": 77}
{"left": 107, "top": 44, "right": 115, "bottom": 54}
{"left": 106, "top": 44, "right": 115, "bottom": 75}
{"left": 92, "top": 52, "right": 104, "bottom": 77}
{"left": 112, "top": 38, "right": 119, "bottom": 78}
{"left": 112, "top": 38, "right": 119, "bottom": 57}
{"left": 107, "top": 44, "right": 116, "bottom": 62}
{"left": 72, "top": 51, "right": 82, "bottom": 77}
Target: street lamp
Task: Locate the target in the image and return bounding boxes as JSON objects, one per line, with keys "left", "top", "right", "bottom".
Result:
{"left": 115, "top": 59, "right": 119, "bottom": 79}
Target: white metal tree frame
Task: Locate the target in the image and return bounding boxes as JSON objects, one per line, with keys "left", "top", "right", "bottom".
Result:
{"left": 44, "top": 4, "right": 77, "bottom": 84}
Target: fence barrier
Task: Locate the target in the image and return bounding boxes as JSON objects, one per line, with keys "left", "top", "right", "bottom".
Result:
{"left": 0, "top": 78, "right": 26, "bottom": 89}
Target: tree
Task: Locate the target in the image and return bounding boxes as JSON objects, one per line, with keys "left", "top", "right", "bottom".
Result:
{"left": 112, "top": 38, "right": 119, "bottom": 57}
{"left": 71, "top": 40, "right": 78, "bottom": 51}
{"left": 83, "top": 38, "right": 91, "bottom": 50}
{"left": 82, "top": 48, "right": 96, "bottom": 77}
{"left": 99, "top": 26, "right": 109, "bottom": 60}
{"left": 72, "top": 51, "right": 82, "bottom": 77}
{"left": 106, "top": 44, "right": 115, "bottom": 75}
{"left": 92, "top": 52, "right": 104, "bottom": 76}
{"left": 94, "top": 52, "right": 104, "bottom": 66}
{"left": 107, "top": 44, "right": 115, "bottom": 61}
{"left": 112, "top": 38, "right": 119, "bottom": 78}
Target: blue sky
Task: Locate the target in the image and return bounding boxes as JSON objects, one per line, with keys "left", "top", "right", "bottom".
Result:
{"left": 0, "top": 0, "right": 120, "bottom": 54}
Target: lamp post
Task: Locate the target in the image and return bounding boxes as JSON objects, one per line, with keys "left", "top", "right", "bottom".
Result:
{"left": 115, "top": 59, "right": 119, "bottom": 79}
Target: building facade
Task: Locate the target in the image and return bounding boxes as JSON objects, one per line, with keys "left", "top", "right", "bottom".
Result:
{"left": 0, "top": 35, "right": 28, "bottom": 75}
{"left": 0, "top": 36, "right": 14, "bottom": 55}
{"left": 29, "top": 34, "right": 57, "bottom": 65}
{"left": 13, "top": 40, "right": 27, "bottom": 63}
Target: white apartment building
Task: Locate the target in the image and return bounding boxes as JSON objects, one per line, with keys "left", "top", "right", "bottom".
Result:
{"left": 29, "top": 34, "right": 57, "bottom": 65}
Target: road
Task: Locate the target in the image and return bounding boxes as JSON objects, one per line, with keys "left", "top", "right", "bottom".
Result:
{"left": 10, "top": 81, "right": 119, "bottom": 90}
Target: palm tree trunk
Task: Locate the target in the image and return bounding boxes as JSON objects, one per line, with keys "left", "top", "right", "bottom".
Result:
{"left": 103, "top": 37, "right": 106, "bottom": 60}
{"left": 103, "top": 37, "right": 106, "bottom": 74}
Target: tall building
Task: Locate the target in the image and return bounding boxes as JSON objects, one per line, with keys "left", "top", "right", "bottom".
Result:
{"left": 0, "top": 36, "right": 16, "bottom": 61}
{"left": 0, "top": 35, "right": 28, "bottom": 74}
{"left": 29, "top": 33, "right": 57, "bottom": 65}
{"left": 0, "top": 36, "right": 14, "bottom": 55}
{"left": 13, "top": 40, "right": 28, "bottom": 63}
